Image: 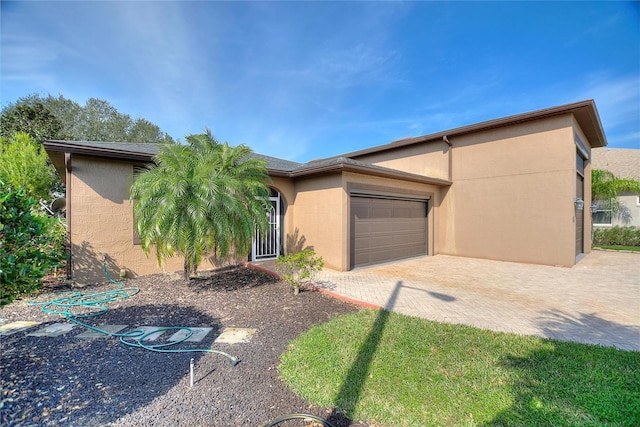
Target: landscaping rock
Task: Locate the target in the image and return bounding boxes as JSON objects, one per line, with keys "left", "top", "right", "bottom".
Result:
{"left": 1, "top": 267, "right": 367, "bottom": 426}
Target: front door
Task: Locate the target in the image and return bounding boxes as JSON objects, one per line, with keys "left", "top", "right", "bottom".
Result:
{"left": 252, "top": 194, "right": 280, "bottom": 261}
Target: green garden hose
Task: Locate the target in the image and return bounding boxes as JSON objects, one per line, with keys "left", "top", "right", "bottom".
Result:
{"left": 27, "top": 257, "right": 240, "bottom": 365}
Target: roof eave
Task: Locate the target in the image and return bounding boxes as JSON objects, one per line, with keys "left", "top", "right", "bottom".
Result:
{"left": 44, "top": 140, "right": 155, "bottom": 163}
{"left": 345, "top": 100, "right": 607, "bottom": 158}
{"left": 290, "top": 162, "right": 451, "bottom": 186}
{"left": 267, "top": 169, "right": 293, "bottom": 178}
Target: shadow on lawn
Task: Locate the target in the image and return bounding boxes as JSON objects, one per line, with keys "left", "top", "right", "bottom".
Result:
{"left": 325, "top": 283, "right": 401, "bottom": 426}
{"left": 492, "top": 341, "right": 640, "bottom": 425}
{"left": 326, "top": 280, "right": 455, "bottom": 426}
{"left": 0, "top": 304, "right": 223, "bottom": 427}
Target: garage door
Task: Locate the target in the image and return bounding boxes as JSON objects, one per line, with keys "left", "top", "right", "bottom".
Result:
{"left": 351, "top": 196, "right": 427, "bottom": 268}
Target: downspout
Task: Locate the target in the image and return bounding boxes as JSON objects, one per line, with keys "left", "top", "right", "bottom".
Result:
{"left": 443, "top": 135, "right": 452, "bottom": 182}
{"left": 435, "top": 135, "right": 453, "bottom": 258}
{"left": 65, "top": 152, "right": 72, "bottom": 280}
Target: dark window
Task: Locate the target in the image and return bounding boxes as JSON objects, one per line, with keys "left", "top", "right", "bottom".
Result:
{"left": 576, "top": 152, "right": 585, "bottom": 176}
{"left": 592, "top": 199, "right": 613, "bottom": 226}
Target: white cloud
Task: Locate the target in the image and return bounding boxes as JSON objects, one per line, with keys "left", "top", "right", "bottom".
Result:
{"left": 305, "top": 44, "right": 400, "bottom": 90}
{"left": 0, "top": 30, "right": 78, "bottom": 98}
{"left": 581, "top": 73, "right": 640, "bottom": 129}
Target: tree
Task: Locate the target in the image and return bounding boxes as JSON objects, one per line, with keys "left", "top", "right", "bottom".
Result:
{"left": 130, "top": 131, "right": 271, "bottom": 279}
{"left": 2, "top": 94, "right": 175, "bottom": 144}
{"left": 0, "top": 182, "right": 66, "bottom": 306}
{"left": 0, "top": 132, "right": 57, "bottom": 200}
{"left": 592, "top": 169, "right": 640, "bottom": 217}
{"left": 592, "top": 169, "right": 640, "bottom": 201}
{"left": 2, "top": 94, "right": 176, "bottom": 199}
{"left": 127, "top": 117, "right": 173, "bottom": 143}
{"left": 0, "top": 101, "right": 65, "bottom": 142}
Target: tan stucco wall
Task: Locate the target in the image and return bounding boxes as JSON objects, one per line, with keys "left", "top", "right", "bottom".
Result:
{"left": 352, "top": 140, "right": 451, "bottom": 181}
{"left": 346, "top": 115, "right": 593, "bottom": 266}
{"left": 288, "top": 174, "right": 346, "bottom": 270}
{"left": 282, "top": 172, "right": 444, "bottom": 271}
{"left": 69, "top": 156, "right": 222, "bottom": 284}
{"left": 437, "top": 115, "right": 588, "bottom": 266}
{"left": 616, "top": 193, "right": 640, "bottom": 227}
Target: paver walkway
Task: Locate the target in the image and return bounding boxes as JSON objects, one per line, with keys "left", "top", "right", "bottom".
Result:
{"left": 285, "top": 250, "right": 639, "bottom": 351}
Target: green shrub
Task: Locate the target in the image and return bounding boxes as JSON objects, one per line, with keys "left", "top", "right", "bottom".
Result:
{"left": 0, "top": 183, "right": 66, "bottom": 306}
{"left": 593, "top": 226, "right": 640, "bottom": 247}
{"left": 0, "top": 132, "right": 57, "bottom": 201}
{"left": 275, "top": 248, "right": 324, "bottom": 295}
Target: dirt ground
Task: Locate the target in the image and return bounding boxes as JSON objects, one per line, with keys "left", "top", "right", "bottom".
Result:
{"left": 0, "top": 266, "right": 369, "bottom": 427}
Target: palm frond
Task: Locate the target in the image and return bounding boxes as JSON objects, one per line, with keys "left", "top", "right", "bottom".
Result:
{"left": 129, "top": 132, "right": 271, "bottom": 275}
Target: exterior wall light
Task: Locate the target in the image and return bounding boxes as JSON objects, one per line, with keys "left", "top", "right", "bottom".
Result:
{"left": 574, "top": 197, "right": 584, "bottom": 210}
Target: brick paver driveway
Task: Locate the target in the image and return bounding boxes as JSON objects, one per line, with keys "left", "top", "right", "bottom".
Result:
{"left": 315, "top": 250, "right": 640, "bottom": 351}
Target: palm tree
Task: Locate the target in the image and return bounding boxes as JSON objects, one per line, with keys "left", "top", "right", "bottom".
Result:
{"left": 130, "top": 131, "right": 270, "bottom": 279}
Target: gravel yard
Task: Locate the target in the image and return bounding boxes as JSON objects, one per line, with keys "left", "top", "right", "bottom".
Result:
{"left": 1, "top": 267, "right": 367, "bottom": 427}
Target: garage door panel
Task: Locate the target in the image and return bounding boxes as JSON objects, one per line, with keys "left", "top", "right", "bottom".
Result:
{"left": 392, "top": 234, "right": 425, "bottom": 246}
{"left": 354, "top": 222, "right": 372, "bottom": 234}
{"left": 393, "top": 221, "right": 425, "bottom": 233}
{"left": 351, "top": 196, "right": 427, "bottom": 268}
{"left": 370, "top": 207, "right": 394, "bottom": 218}
{"left": 354, "top": 237, "right": 372, "bottom": 250}
{"left": 352, "top": 206, "right": 370, "bottom": 219}
{"left": 370, "top": 236, "right": 394, "bottom": 247}
{"left": 368, "top": 222, "right": 394, "bottom": 233}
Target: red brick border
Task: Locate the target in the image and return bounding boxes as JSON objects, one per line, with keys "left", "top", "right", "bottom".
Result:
{"left": 242, "top": 261, "right": 281, "bottom": 280}
{"left": 244, "top": 262, "right": 383, "bottom": 310}
{"left": 307, "top": 285, "right": 383, "bottom": 310}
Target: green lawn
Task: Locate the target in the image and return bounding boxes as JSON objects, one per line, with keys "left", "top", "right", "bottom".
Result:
{"left": 279, "top": 310, "right": 640, "bottom": 427}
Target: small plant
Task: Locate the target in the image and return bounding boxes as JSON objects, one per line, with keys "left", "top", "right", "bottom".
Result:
{"left": 276, "top": 248, "right": 324, "bottom": 295}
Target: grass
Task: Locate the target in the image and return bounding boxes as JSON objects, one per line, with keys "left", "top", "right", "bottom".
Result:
{"left": 279, "top": 310, "right": 640, "bottom": 427}
{"left": 593, "top": 244, "right": 640, "bottom": 252}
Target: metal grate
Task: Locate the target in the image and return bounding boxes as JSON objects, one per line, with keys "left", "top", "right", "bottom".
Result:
{"left": 252, "top": 195, "right": 280, "bottom": 261}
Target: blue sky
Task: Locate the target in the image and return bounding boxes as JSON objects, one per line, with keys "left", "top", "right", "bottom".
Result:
{"left": 2, "top": 1, "right": 638, "bottom": 161}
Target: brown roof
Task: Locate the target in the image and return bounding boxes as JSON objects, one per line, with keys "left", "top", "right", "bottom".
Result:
{"left": 343, "top": 99, "right": 607, "bottom": 159}
{"left": 45, "top": 100, "right": 605, "bottom": 188}
{"left": 591, "top": 148, "right": 640, "bottom": 180}
{"left": 43, "top": 140, "right": 450, "bottom": 186}
{"left": 42, "top": 140, "right": 305, "bottom": 171}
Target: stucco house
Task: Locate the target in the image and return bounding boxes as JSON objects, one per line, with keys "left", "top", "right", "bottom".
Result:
{"left": 591, "top": 148, "right": 640, "bottom": 227}
{"left": 44, "top": 100, "right": 606, "bottom": 284}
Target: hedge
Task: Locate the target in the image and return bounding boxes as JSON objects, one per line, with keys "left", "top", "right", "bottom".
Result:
{"left": 593, "top": 226, "right": 640, "bottom": 247}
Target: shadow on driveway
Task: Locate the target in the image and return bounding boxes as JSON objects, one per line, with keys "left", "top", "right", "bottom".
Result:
{"left": 537, "top": 309, "right": 640, "bottom": 351}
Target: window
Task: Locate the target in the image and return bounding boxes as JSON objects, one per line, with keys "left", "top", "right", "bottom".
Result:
{"left": 576, "top": 154, "right": 585, "bottom": 176}
{"left": 592, "top": 199, "right": 613, "bottom": 226}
